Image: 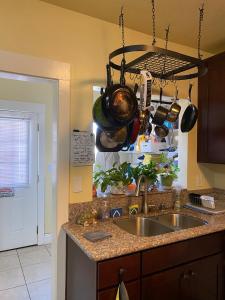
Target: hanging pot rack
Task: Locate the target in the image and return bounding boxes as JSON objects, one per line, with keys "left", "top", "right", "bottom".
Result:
{"left": 109, "top": 2, "right": 207, "bottom": 81}
{"left": 109, "top": 44, "right": 207, "bottom": 81}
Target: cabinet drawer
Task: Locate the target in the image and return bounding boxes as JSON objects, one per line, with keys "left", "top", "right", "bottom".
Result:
{"left": 98, "top": 280, "right": 140, "bottom": 300}
{"left": 97, "top": 253, "right": 140, "bottom": 290}
{"left": 142, "top": 232, "right": 223, "bottom": 275}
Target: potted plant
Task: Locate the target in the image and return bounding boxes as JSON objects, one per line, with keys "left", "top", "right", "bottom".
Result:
{"left": 159, "top": 153, "right": 180, "bottom": 188}
{"left": 93, "top": 162, "right": 132, "bottom": 195}
{"left": 130, "top": 161, "right": 159, "bottom": 191}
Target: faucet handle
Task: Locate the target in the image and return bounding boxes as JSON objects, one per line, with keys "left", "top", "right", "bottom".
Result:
{"left": 148, "top": 204, "right": 157, "bottom": 213}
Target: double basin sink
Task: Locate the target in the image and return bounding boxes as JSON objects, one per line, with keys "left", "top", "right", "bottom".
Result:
{"left": 114, "top": 213, "right": 207, "bottom": 237}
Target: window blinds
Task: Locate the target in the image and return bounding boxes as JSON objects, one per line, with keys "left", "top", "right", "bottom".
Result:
{"left": 0, "top": 117, "right": 30, "bottom": 187}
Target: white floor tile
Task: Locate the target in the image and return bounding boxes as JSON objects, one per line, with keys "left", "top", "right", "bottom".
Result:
{"left": 0, "top": 255, "right": 20, "bottom": 272}
{"left": 0, "top": 250, "right": 17, "bottom": 258}
{"left": 0, "top": 285, "right": 30, "bottom": 300}
{"left": 28, "top": 279, "right": 51, "bottom": 300}
{"left": 17, "top": 245, "right": 44, "bottom": 255}
{"left": 22, "top": 262, "right": 52, "bottom": 284}
{"left": 0, "top": 268, "right": 25, "bottom": 290}
{"left": 45, "top": 245, "right": 52, "bottom": 256}
{"left": 19, "top": 247, "right": 51, "bottom": 267}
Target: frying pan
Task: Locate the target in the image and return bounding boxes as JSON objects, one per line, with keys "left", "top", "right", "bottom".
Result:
{"left": 93, "top": 95, "right": 120, "bottom": 131}
{"left": 181, "top": 84, "right": 198, "bottom": 132}
{"left": 96, "top": 127, "right": 126, "bottom": 152}
{"left": 152, "top": 88, "right": 169, "bottom": 126}
{"left": 102, "top": 60, "right": 138, "bottom": 126}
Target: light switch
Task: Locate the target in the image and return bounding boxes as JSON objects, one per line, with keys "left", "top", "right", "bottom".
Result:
{"left": 72, "top": 176, "right": 82, "bottom": 193}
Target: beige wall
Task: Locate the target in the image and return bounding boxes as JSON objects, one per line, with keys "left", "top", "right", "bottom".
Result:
{"left": 0, "top": 77, "right": 54, "bottom": 233}
{"left": 0, "top": 0, "right": 222, "bottom": 203}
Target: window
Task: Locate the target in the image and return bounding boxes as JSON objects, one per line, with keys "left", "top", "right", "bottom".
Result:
{"left": 0, "top": 116, "right": 30, "bottom": 187}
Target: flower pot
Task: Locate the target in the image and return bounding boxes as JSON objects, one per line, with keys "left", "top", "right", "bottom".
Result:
{"left": 160, "top": 174, "right": 174, "bottom": 188}
{"left": 110, "top": 181, "right": 126, "bottom": 195}
{"left": 137, "top": 178, "right": 155, "bottom": 192}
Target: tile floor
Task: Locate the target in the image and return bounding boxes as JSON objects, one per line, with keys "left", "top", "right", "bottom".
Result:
{"left": 0, "top": 245, "right": 52, "bottom": 300}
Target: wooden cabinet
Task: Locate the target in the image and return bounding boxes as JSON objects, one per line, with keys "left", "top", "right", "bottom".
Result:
{"left": 142, "top": 254, "right": 223, "bottom": 300}
{"left": 198, "top": 51, "right": 225, "bottom": 163}
{"left": 66, "top": 232, "right": 225, "bottom": 300}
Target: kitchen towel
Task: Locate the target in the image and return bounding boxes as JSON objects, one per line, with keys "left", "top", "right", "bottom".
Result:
{"left": 116, "top": 281, "right": 129, "bottom": 300}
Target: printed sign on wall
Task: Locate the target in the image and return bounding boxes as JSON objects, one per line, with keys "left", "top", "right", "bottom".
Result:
{"left": 71, "top": 131, "right": 95, "bottom": 166}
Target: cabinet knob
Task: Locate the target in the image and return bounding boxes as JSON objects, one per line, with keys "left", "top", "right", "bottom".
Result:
{"left": 119, "top": 268, "right": 126, "bottom": 282}
{"left": 181, "top": 272, "right": 189, "bottom": 280}
{"left": 189, "top": 270, "right": 197, "bottom": 277}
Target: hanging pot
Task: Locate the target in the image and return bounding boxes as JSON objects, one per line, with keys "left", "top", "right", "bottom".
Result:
{"left": 102, "top": 59, "right": 138, "bottom": 126}
{"left": 167, "top": 88, "right": 181, "bottom": 123}
{"left": 152, "top": 87, "right": 169, "bottom": 126}
{"left": 155, "top": 124, "right": 169, "bottom": 138}
{"left": 96, "top": 127, "right": 126, "bottom": 152}
{"left": 93, "top": 95, "right": 120, "bottom": 131}
{"left": 181, "top": 84, "right": 198, "bottom": 132}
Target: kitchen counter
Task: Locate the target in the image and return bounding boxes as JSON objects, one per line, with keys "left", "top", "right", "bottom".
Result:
{"left": 63, "top": 208, "right": 225, "bottom": 261}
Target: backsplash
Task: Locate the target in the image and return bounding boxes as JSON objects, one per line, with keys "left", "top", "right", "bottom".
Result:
{"left": 69, "top": 189, "right": 187, "bottom": 223}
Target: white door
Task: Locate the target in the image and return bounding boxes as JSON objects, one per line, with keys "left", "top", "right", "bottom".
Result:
{"left": 0, "top": 110, "right": 38, "bottom": 251}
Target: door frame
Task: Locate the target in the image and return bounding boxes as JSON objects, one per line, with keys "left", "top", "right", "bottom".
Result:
{"left": 0, "top": 99, "right": 46, "bottom": 245}
{"left": 0, "top": 49, "right": 70, "bottom": 300}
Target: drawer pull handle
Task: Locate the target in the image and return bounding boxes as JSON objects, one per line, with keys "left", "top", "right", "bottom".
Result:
{"left": 119, "top": 268, "right": 126, "bottom": 282}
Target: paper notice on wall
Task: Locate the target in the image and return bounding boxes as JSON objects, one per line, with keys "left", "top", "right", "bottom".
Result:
{"left": 71, "top": 131, "right": 95, "bottom": 166}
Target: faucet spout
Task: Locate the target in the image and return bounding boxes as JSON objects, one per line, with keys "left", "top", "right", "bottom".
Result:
{"left": 135, "top": 175, "right": 148, "bottom": 215}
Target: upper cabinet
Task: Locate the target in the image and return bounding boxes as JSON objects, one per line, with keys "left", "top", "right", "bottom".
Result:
{"left": 198, "top": 52, "right": 225, "bottom": 163}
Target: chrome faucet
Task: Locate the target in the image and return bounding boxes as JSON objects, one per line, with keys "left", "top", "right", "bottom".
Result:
{"left": 135, "top": 175, "right": 148, "bottom": 215}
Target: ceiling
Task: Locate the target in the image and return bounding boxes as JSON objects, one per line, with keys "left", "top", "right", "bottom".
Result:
{"left": 42, "top": 0, "right": 225, "bottom": 53}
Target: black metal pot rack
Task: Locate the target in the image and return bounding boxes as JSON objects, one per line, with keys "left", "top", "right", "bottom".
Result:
{"left": 109, "top": 44, "right": 207, "bottom": 81}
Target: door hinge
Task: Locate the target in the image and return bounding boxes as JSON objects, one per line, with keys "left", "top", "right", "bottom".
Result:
{"left": 37, "top": 123, "right": 40, "bottom": 131}
{"left": 37, "top": 226, "right": 39, "bottom": 235}
{"left": 37, "top": 175, "right": 40, "bottom": 183}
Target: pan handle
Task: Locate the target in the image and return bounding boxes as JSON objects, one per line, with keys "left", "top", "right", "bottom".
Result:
{"left": 106, "top": 64, "right": 112, "bottom": 88}
{"left": 120, "top": 58, "right": 126, "bottom": 86}
{"left": 188, "top": 83, "right": 193, "bottom": 102}
{"left": 159, "top": 87, "right": 163, "bottom": 104}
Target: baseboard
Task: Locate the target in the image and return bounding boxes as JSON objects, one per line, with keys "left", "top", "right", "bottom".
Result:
{"left": 43, "top": 233, "right": 53, "bottom": 244}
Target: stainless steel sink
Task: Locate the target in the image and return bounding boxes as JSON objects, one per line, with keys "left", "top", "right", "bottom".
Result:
{"left": 114, "top": 213, "right": 207, "bottom": 237}
{"left": 114, "top": 217, "right": 173, "bottom": 237}
{"left": 150, "top": 213, "right": 207, "bottom": 230}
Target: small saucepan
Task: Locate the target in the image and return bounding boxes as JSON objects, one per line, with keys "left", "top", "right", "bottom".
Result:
{"left": 155, "top": 124, "right": 169, "bottom": 138}
{"left": 152, "top": 88, "right": 169, "bottom": 126}
{"left": 167, "top": 88, "right": 181, "bottom": 123}
{"left": 181, "top": 84, "right": 198, "bottom": 132}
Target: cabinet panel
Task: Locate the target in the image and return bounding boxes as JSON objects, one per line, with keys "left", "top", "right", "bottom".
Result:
{"left": 198, "top": 51, "right": 225, "bottom": 163}
{"left": 142, "top": 254, "right": 223, "bottom": 300}
{"left": 98, "top": 280, "right": 140, "bottom": 300}
{"left": 142, "top": 232, "right": 223, "bottom": 276}
{"left": 98, "top": 253, "right": 140, "bottom": 290}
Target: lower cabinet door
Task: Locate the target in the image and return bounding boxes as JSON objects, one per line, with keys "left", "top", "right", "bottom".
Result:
{"left": 98, "top": 280, "right": 140, "bottom": 300}
{"left": 142, "top": 254, "right": 224, "bottom": 300}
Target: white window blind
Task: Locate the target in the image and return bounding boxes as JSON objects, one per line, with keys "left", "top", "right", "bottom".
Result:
{"left": 0, "top": 117, "right": 30, "bottom": 187}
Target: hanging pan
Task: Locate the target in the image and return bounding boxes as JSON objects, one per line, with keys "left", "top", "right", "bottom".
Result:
{"left": 102, "top": 59, "right": 138, "bottom": 127}
{"left": 181, "top": 83, "right": 198, "bottom": 132}
{"left": 96, "top": 127, "right": 126, "bottom": 152}
{"left": 167, "top": 87, "right": 181, "bottom": 123}
{"left": 152, "top": 87, "right": 169, "bottom": 126}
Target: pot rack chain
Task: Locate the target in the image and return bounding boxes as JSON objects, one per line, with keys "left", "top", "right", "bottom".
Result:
{"left": 151, "top": 0, "right": 157, "bottom": 45}
{"left": 119, "top": 6, "right": 126, "bottom": 62}
{"left": 198, "top": 3, "right": 205, "bottom": 59}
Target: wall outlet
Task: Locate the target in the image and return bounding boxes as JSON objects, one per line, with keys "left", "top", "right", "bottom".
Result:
{"left": 72, "top": 176, "right": 82, "bottom": 193}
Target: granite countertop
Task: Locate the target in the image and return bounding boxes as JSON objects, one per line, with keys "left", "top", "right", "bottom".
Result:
{"left": 63, "top": 208, "right": 225, "bottom": 262}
